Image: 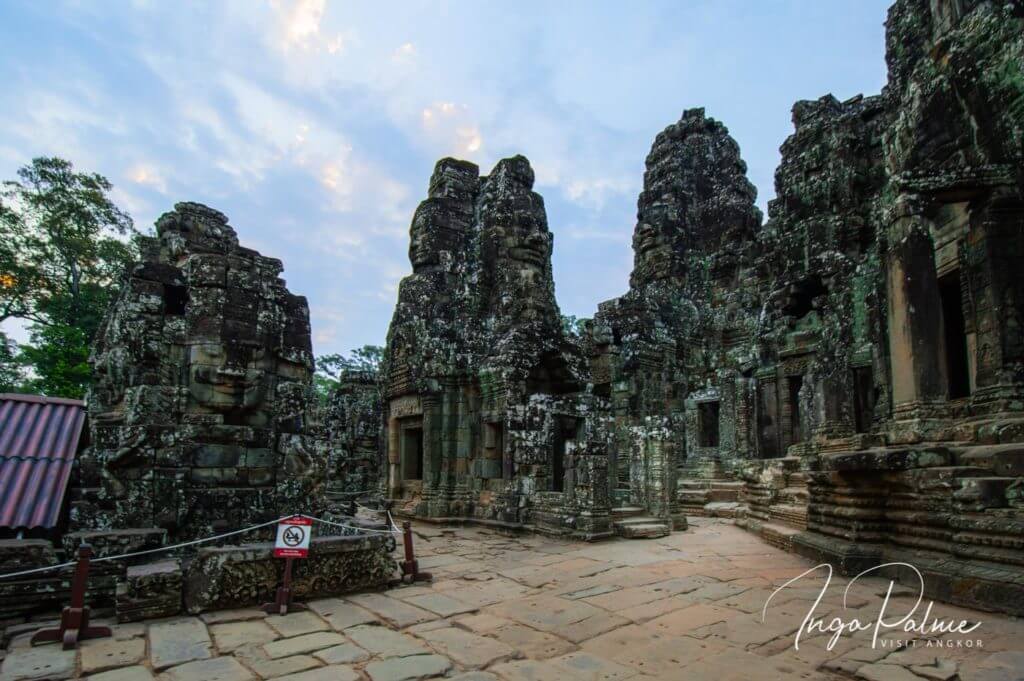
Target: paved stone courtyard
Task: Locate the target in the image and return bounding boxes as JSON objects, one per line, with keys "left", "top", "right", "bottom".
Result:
{"left": 2, "top": 519, "right": 1022, "bottom": 681}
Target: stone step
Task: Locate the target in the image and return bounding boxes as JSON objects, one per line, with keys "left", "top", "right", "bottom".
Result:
{"left": 614, "top": 515, "right": 664, "bottom": 525}
{"left": 703, "top": 501, "right": 741, "bottom": 518}
{"left": 612, "top": 518, "right": 671, "bottom": 539}
{"left": 711, "top": 481, "right": 745, "bottom": 490}
{"left": 611, "top": 506, "right": 646, "bottom": 519}
{"left": 678, "top": 480, "right": 708, "bottom": 487}
{"left": 706, "top": 488, "right": 740, "bottom": 503}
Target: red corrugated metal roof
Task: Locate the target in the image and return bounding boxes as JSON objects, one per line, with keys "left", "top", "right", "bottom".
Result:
{"left": 0, "top": 393, "right": 86, "bottom": 531}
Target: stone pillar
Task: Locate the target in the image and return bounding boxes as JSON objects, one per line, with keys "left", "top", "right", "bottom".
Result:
{"left": 756, "top": 370, "right": 781, "bottom": 459}
{"left": 886, "top": 195, "right": 947, "bottom": 417}
{"left": 387, "top": 414, "right": 401, "bottom": 498}
{"left": 964, "top": 189, "right": 1024, "bottom": 400}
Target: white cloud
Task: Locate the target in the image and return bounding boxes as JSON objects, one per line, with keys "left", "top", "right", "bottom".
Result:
{"left": 564, "top": 176, "right": 634, "bottom": 209}
{"left": 279, "top": 0, "right": 325, "bottom": 51}
{"left": 127, "top": 163, "right": 168, "bottom": 193}
{"left": 391, "top": 42, "right": 416, "bottom": 62}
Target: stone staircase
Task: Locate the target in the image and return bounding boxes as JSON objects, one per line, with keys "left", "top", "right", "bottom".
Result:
{"left": 611, "top": 506, "right": 671, "bottom": 538}
{"left": 678, "top": 479, "right": 744, "bottom": 517}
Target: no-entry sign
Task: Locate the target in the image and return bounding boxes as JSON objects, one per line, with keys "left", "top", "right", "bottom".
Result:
{"left": 274, "top": 516, "right": 313, "bottom": 558}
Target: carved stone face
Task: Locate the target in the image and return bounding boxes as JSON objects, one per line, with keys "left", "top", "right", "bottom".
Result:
{"left": 633, "top": 222, "right": 677, "bottom": 280}
{"left": 187, "top": 343, "right": 267, "bottom": 412}
{"left": 503, "top": 217, "right": 551, "bottom": 318}
{"left": 409, "top": 206, "right": 438, "bottom": 270}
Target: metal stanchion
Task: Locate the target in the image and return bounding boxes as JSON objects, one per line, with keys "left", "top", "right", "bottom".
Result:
{"left": 31, "top": 544, "right": 111, "bottom": 650}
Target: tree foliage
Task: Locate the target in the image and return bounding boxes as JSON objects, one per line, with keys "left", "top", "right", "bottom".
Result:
{"left": 313, "top": 344, "right": 385, "bottom": 404}
{"left": 0, "top": 157, "right": 138, "bottom": 398}
{"left": 560, "top": 314, "right": 591, "bottom": 337}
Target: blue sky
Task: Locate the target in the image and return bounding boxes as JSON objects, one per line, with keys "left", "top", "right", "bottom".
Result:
{"left": 0, "top": 0, "right": 891, "bottom": 358}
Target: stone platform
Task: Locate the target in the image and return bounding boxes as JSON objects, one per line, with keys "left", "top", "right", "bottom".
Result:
{"left": 2, "top": 519, "right": 1021, "bottom": 681}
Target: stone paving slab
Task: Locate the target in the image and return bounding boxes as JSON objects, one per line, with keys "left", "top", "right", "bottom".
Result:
{"left": 642, "top": 603, "right": 737, "bottom": 636}
{"left": 274, "top": 666, "right": 359, "bottom": 681}
{"left": 549, "top": 651, "right": 639, "bottom": 681}
{"left": 210, "top": 620, "right": 278, "bottom": 653}
{"left": 609, "top": 635, "right": 728, "bottom": 676}
{"left": 415, "top": 627, "right": 515, "bottom": 669}
{"left": 307, "top": 598, "right": 379, "bottom": 630}
{"left": 232, "top": 646, "right": 320, "bottom": 679}
{"left": 0, "top": 645, "right": 76, "bottom": 681}
{"left": 264, "top": 612, "right": 328, "bottom": 638}
{"left": 490, "top": 624, "right": 576, "bottom": 659}
{"left": 346, "top": 594, "right": 436, "bottom": 628}
{"left": 149, "top": 618, "right": 212, "bottom": 671}
{"left": 557, "top": 612, "right": 632, "bottom": 644}
{"left": 453, "top": 613, "right": 513, "bottom": 634}
{"left": 262, "top": 632, "right": 346, "bottom": 659}
{"left": 402, "top": 593, "right": 477, "bottom": 617}
{"left": 157, "top": 656, "right": 253, "bottom": 681}
{"left": 364, "top": 654, "right": 452, "bottom": 681}
{"left": 344, "top": 625, "right": 428, "bottom": 658}
{"left": 312, "top": 642, "right": 370, "bottom": 665}
{"left": 489, "top": 659, "right": 565, "bottom": 681}
{"left": 80, "top": 638, "right": 146, "bottom": 675}
{"left": 85, "top": 667, "right": 155, "bottom": 681}
{"left": 487, "top": 596, "right": 604, "bottom": 633}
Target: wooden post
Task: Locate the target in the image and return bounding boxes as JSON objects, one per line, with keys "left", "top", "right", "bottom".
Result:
{"left": 400, "top": 521, "right": 432, "bottom": 583}
{"left": 262, "top": 557, "right": 308, "bottom": 615}
{"left": 31, "top": 544, "right": 111, "bottom": 650}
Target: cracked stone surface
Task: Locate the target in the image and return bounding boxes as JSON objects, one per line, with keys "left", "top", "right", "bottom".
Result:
{"left": 2, "top": 519, "right": 1022, "bottom": 681}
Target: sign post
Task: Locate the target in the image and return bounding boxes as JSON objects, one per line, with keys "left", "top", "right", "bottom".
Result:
{"left": 263, "top": 516, "right": 312, "bottom": 615}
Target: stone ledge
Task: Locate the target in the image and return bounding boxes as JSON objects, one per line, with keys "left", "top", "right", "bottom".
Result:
{"left": 791, "top": 531, "right": 1024, "bottom": 617}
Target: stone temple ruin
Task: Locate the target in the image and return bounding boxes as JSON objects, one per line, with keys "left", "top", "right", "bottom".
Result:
{"left": 76, "top": 202, "right": 328, "bottom": 543}
{"left": 15, "top": 203, "right": 394, "bottom": 620}
{"left": 379, "top": 0, "right": 1024, "bottom": 615}
{"left": 381, "top": 156, "right": 612, "bottom": 539}
{"left": 2, "top": 0, "right": 1021, "bottom": 630}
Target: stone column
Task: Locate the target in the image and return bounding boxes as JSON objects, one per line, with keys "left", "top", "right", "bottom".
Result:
{"left": 386, "top": 413, "right": 401, "bottom": 498}
{"left": 965, "top": 189, "right": 1024, "bottom": 400}
{"left": 886, "top": 195, "right": 947, "bottom": 418}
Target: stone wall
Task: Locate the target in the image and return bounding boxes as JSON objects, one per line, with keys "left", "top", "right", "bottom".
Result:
{"left": 183, "top": 533, "right": 394, "bottom": 614}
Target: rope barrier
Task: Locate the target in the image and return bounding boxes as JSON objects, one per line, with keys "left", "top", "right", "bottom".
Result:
{"left": 303, "top": 514, "right": 399, "bottom": 536}
{"left": 0, "top": 512, "right": 401, "bottom": 582}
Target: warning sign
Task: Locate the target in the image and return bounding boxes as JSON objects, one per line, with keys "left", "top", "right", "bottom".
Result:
{"left": 274, "top": 516, "right": 313, "bottom": 558}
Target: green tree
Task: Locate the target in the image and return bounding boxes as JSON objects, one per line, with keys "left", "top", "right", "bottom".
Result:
{"left": 560, "top": 314, "right": 591, "bottom": 337}
{"left": 0, "top": 332, "right": 25, "bottom": 393}
{"left": 313, "top": 345, "right": 385, "bottom": 404}
{"left": 0, "top": 157, "right": 137, "bottom": 398}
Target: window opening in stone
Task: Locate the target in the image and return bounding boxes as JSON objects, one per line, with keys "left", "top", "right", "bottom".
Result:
{"left": 939, "top": 270, "right": 971, "bottom": 399}
{"left": 484, "top": 421, "right": 505, "bottom": 479}
{"left": 852, "top": 366, "right": 875, "bottom": 433}
{"left": 698, "top": 401, "right": 720, "bottom": 448}
{"left": 757, "top": 383, "right": 780, "bottom": 459}
{"left": 402, "top": 427, "right": 424, "bottom": 480}
{"left": 163, "top": 284, "right": 189, "bottom": 315}
{"left": 783, "top": 276, "right": 827, "bottom": 320}
{"left": 551, "top": 417, "right": 578, "bottom": 493}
